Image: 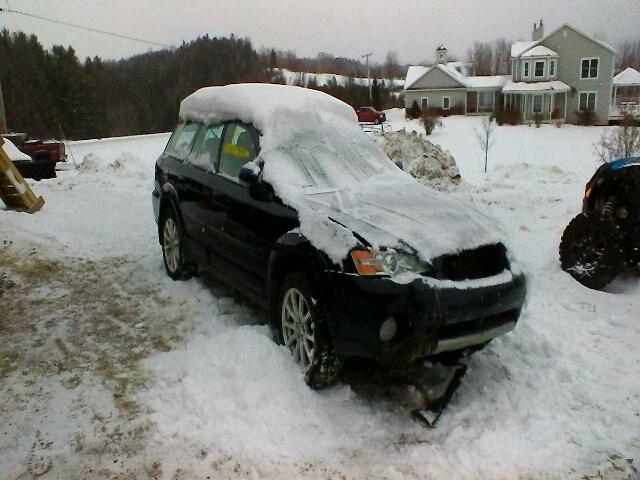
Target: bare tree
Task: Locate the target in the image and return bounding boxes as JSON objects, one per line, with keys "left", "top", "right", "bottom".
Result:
{"left": 466, "top": 41, "right": 493, "bottom": 75}
{"left": 594, "top": 114, "right": 640, "bottom": 163}
{"left": 475, "top": 116, "right": 496, "bottom": 173}
{"left": 492, "top": 38, "right": 512, "bottom": 75}
{"left": 383, "top": 51, "right": 400, "bottom": 79}
{"left": 617, "top": 39, "right": 640, "bottom": 72}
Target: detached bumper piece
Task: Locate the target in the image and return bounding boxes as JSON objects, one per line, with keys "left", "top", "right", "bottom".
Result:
{"left": 400, "top": 362, "right": 467, "bottom": 429}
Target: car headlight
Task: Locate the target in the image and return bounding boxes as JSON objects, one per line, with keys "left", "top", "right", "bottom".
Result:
{"left": 351, "top": 248, "right": 432, "bottom": 277}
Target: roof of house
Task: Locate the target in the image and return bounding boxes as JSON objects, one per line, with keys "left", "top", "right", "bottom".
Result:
{"left": 464, "top": 75, "right": 510, "bottom": 89}
{"left": 511, "top": 41, "right": 536, "bottom": 58}
{"left": 502, "top": 79, "right": 571, "bottom": 93}
{"left": 511, "top": 23, "right": 615, "bottom": 59}
{"left": 404, "top": 63, "right": 506, "bottom": 90}
{"left": 404, "top": 65, "right": 430, "bottom": 89}
{"left": 521, "top": 45, "right": 558, "bottom": 57}
{"left": 613, "top": 67, "right": 640, "bottom": 86}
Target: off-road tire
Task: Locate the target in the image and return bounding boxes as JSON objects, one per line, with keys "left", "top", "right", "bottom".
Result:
{"left": 559, "top": 213, "right": 623, "bottom": 290}
{"left": 276, "top": 273, "right": 342, "bottom": 389}
{"left": 160, "top": 207, "right": 196, "bottom": 280}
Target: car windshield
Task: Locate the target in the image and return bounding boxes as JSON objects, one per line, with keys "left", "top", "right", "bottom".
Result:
{"left": 267, "top": 123, "right": 400, "bottom": 191}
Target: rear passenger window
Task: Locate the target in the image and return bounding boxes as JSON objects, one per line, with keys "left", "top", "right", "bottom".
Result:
{"left": 189, "top": 124, "right": 224, "bottom": 171}
{"left": 218, "top": 123, "right": 258, "bottom": 179}
{"left": 165, "top": 122, "right": 200, "bottom": 160}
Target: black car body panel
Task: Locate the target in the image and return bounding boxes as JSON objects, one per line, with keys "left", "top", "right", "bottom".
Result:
{"left": 153, "top": 118, "right": 527, "bottom": 365}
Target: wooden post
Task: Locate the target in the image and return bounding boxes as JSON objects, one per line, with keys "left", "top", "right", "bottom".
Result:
{"left": 0, "top": 79, "right": 7, "bottom": 134}
{"left": 0, "top": 137, "right": 45, "bottom": 213}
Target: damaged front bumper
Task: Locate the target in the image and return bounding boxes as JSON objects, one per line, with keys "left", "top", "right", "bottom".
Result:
{"left": 325, "top": 270, "right": 526, "bottom": 366}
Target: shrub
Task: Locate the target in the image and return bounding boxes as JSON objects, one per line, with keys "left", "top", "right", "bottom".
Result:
{"left": 449, "top": 102, "right": 465, "bottom": 115}
{"left": 594, "top": 113, "right": 640, "bottom": 162}
{"left": 532, "top": 113, "right": 543, "bottom": 127}
{"left": 576, "top": 109, "right": 597, "bottom": 126}
{"left": 495, "top": 107, "right": 522, "bottom": 126}
{"left": 421, "top": 108, "right": 443, "bottom": 135}
{"left": 406, "top": 100, "right": 421, "bottom": 120}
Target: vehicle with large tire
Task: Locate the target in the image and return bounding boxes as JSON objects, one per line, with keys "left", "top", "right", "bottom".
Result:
{"left": 152, "top": 84, "right": 526, "bottom": 388}
{"left": 559, "top": 157, "right": 640, "bottom": 290}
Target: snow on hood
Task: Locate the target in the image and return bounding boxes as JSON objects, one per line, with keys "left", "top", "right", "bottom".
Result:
{"left": 302, "top": 180, "right": 504, "bottom": 263}
{"left": 179, "top": 83, "right": 357, "bottom": 133}
{"left": 180, "top": 83, "right": 506, "bottom": 266}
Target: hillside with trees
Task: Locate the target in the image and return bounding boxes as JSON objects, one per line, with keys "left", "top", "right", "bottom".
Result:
{"left": 0, "top": 30, "right": 400, "bottom": 140}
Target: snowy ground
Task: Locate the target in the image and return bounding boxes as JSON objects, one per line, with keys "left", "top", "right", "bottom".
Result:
{"left": 1, "top": 114, "right": 639, "bottom": 479}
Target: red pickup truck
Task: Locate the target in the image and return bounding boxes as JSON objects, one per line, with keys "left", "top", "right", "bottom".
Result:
{"left": 1, "top": 133, "right": 66, "bottom": 180}
{"left": 356, "top": 106, "right": 386, "bottom": 124}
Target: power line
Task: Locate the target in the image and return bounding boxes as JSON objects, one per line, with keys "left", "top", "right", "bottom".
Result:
{"left": 0, "top": 7, "right": 171, "bottom": 48}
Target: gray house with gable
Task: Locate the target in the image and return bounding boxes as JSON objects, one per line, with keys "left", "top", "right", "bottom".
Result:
{"left": 404, "top": 21, "right": 616, "bottom": 125}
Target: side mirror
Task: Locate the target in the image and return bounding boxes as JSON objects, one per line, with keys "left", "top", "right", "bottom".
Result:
{"left": 239, "top": 163, "right": 273, "bottom": 202}
{"left": 239, "top": 163, "right": 260, "bottom": 186}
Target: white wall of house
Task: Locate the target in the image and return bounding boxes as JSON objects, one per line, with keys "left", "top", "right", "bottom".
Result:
{"left": 404, "top": 89, "right": 466, "bottom": 111}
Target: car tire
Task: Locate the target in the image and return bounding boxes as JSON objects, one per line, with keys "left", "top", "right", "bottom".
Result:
{"left": 276, "top": 273, "right": 342, "bottom": 389}
{"left": 160, "top": 206, "right": 195, "bottom": 280}
{"left": 559, "top": 213, "right": 623, "bottom": 290}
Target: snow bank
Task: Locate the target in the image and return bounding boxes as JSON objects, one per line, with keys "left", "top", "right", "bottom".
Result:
{"left": 374, "top": 130, "right": 461, "bottom": 189}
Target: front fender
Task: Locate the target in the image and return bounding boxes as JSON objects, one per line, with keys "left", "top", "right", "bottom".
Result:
{"left": 266, "top": 232, "right": 336, "bottom": 324}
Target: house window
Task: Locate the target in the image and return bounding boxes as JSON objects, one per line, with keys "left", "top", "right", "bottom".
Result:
{"left": 421, "top": 97, "right": 429, "bottom": 110}
{"left": 523, "top": 61, "right": 530, "bottom": 78}
{"left": 534, "top": 60, "right": 545, "bottom": 77}
{"left": 532, "top": 95, "right": 543, "bottom": 114}
{"left": 579, "top": 92, "right": 597, "bottom": 112}
{"left": 581, "top": 58, "right": 599, "bottom": 79}
{"left": 549, "top": 60, "right": 556, "bottom": 77}
{"left": 442, "top": 96, "right": 450, "bottom": 110}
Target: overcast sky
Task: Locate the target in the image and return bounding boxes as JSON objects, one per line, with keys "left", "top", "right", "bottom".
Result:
{"left": 2, "top": 0, "right": 639, "bottom": 65}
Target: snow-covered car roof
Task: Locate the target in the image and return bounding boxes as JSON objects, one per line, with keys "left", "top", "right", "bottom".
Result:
{"left": 179, "top": 83, "right": 357, "bottom": 133}
{"left": 1, "top": 137, "right": 31, "bottom": 162}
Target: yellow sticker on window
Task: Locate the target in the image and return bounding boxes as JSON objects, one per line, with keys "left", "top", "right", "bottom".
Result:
{"left": 223, "top": 144, "right": 250, "bottom": 159}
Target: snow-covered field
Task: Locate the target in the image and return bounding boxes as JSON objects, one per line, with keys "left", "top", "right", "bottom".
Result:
{"left": 1, "top": 114, "right": 639, "bottom": 479}
{"left": 276, "top": 68, "right": 405, "bottom": 89}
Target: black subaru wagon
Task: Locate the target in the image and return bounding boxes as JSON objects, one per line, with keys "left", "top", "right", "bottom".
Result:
{"left": 153, "top": 84, "right": 526, "bottom": 388}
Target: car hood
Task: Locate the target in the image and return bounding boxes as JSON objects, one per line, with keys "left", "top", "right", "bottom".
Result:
{"left": 304, "top": 181, "right": 505, "bottom": 262}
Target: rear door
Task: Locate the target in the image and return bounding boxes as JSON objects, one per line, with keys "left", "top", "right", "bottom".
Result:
{"left": 162, "top": 121, "right": 202, "bottom": 238}
{"left": 182, "top": 123, "right": 225, "bottom": 248}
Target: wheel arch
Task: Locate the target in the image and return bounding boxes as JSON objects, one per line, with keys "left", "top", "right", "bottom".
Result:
{"left": 157, "top": 183, "right": 184, "bottom": 242}
{"left": 267, "top": 232, "right": 334, "bottom": 326}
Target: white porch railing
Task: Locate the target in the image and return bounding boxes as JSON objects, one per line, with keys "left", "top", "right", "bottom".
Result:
{"left": 610, "top": 103, "right": 640, "bottom": 118}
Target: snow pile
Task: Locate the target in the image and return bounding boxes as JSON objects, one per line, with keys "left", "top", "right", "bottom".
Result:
{"left": 2, "top": 137, "right": 31, "bottom": 161}
{"left": 78, "top": 152, "right": 148, "bottom": 180}
{"left": 375, "top": 130, "right": 461, "bottom": 188}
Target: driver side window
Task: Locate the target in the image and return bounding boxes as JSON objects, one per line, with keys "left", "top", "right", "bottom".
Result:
{"left": 218, "top": 123, "right": 258, "bottom": 179}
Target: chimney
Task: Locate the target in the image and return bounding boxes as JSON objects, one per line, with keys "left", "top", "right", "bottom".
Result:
{"left": 532, "top": 19, "right": 544, "bottom": 41}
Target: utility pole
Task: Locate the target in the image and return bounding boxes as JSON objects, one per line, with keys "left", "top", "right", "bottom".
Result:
{"left": 362, "top": 52, "right": 373, "bottom": 103}
{"left": 0, "top": 78, "right": 7, "bottom": 134}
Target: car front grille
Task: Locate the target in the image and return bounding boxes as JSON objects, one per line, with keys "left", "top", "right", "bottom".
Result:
{"left": 434, "top": 243, "right": 509, "bottom": 281}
